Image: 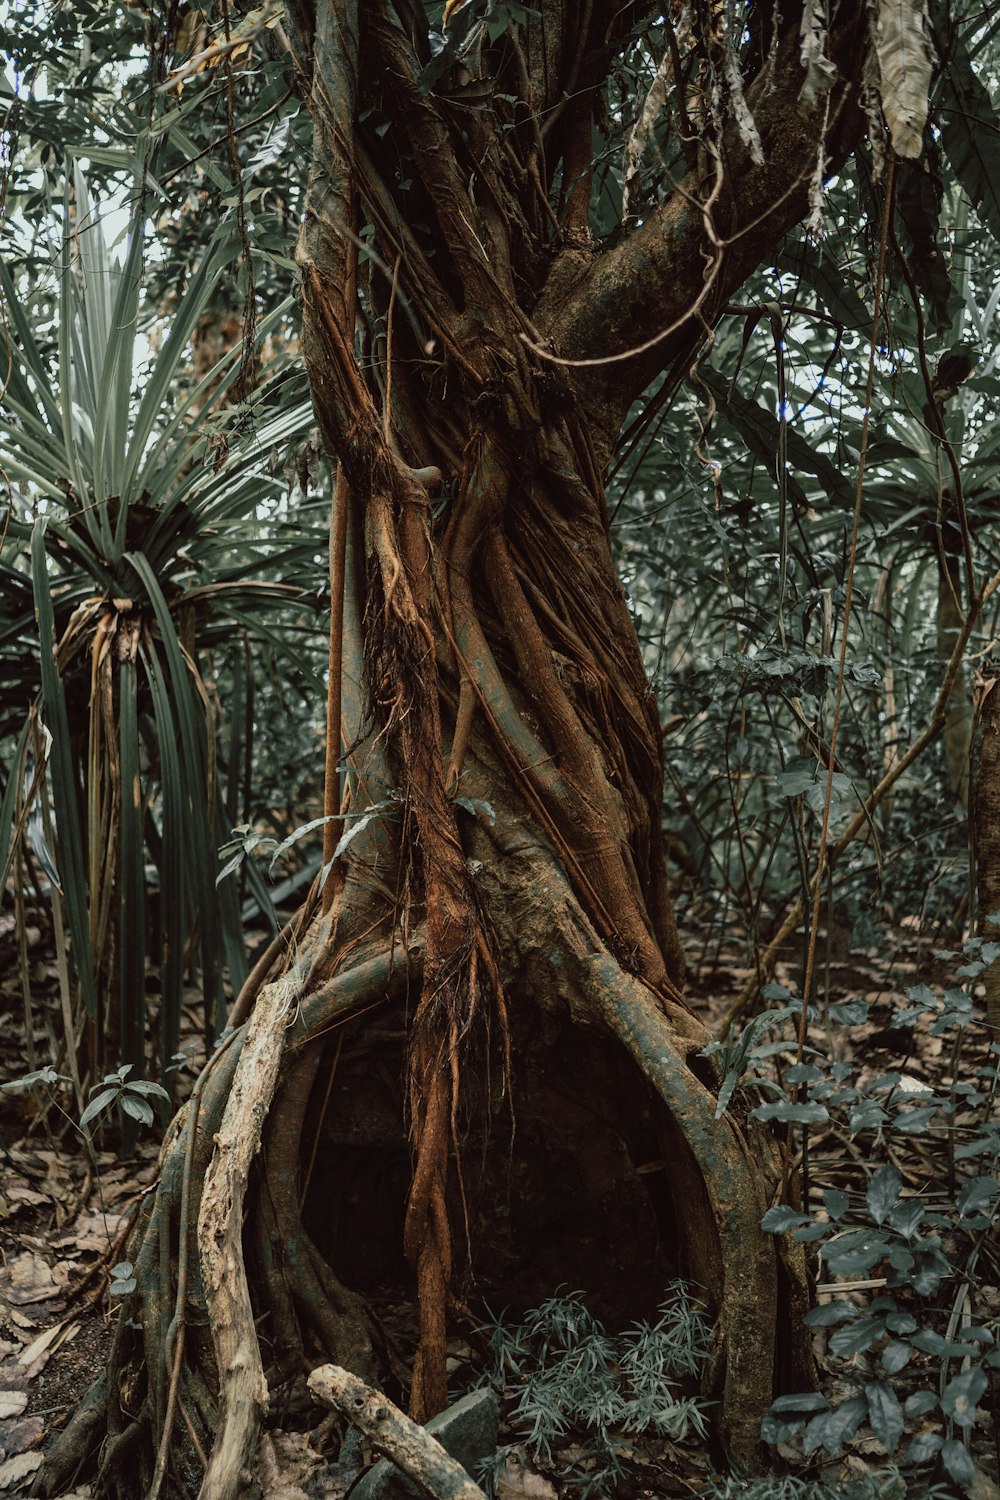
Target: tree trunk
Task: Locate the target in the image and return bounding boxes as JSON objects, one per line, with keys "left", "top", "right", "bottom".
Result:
{"left": 976, "top": 665, "right": 1000, "bottom": 1024}
{"left": 36, "top": 3, "right": 871, "bottom": 1495}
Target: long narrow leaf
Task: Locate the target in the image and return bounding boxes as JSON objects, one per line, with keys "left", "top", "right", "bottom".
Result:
{"left": 0, "top": 720, "right": 33, "bottom": 897}
{"left": 141, "top": 643, "right": 186, "bottom": 1088}
{"left": 933, "top": 4, "right": 1000, "bottom": 244}
{"left": 125, "top": 550, "right": 227, "bottom": 1038}
{"left": 699, "top": 368, "right": 855, "bottom": 509}
{"left": 30, "top": 520, "right": 97, "bottom": 1015}
{"left": 117, "top": 649, "right": 146, "bottom": 1078}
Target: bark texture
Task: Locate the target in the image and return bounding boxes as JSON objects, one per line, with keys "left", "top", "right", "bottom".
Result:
{"left": 976, "top": 667, "right": 1000, "bottom": 1024}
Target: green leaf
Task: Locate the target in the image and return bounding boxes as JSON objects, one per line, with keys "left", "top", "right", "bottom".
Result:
{"left": 120, "top": 1094, "right": 154, "bottom": 1126}
{"left": 866, "top": 1163, "right": 902, "bottom": 1224}
{"left": 750, "top": 1101, "right": 829, "bottom": 1124}
{"left": 80, "top": 1086, "right": 120, "bottom": 1130}
{"left": 125, "top": 1080, "right": 170, "bottom": 1100}
{"left": 699, "top": 368, "right": 855, "bottom": 509}
{"left": 1, "top": 1067, "right": 67, "bottom": 1093}
{"left": 267, "top": 813, "right": 341, "bottom": 869}
{"left": 823, "top": 1189, "right": 850, "bottom": 1220}
{"left": 907, "top": 1431, "right": 943, "bottom": 1463}
{"left": 802, "top": 1395, "right": 867, "bottom": 1455}
{"left": 956, "top": 1176, "right": 1000, "bottom": 1215}
{"left": 31, "top": 522, "right": 97, "bottom": 1017}
{"left": 881, "top": 1340, "right": 912, "bottom": 1374}
{"left": 775, "top": 243, "right": 872, "bottom": 332}
{"left": 768, "top": 1392, "right": 830, "bottom": 1413}
{"left": 118, "top": 655, "right": 146, "bottom": 1083}
{"left": 453, "top": 795, "right": 496, "bottom": 825}
{"left": 760, "top": 1206, "right": 811, "bottom": 1233}
{"left": 108, "top": 1260, "right": 137, "bottom": 1297}
{"left": 804, "top": 1301, "right": 858, "bottom": 1327}
{"left": 940, "top": 1439, "right": 975, "bottom": 1485}
{"left": 904, "top": 1390, "right": 939, "bottom": 1417}
{"left": 865, "top": 1380, "right": 903, "bottom": 1453}
{"left": 829, "top": 1315, "right": 885, "bottom": 1357}
{"left": 332, "top": 804, "right": 394, "bottom": 862}
{"left": 933, "top": 4, "right": 1000, "bottom": 246}
{"left": 821, "top": 1229, "right": 888, "bottom": 1277}
{"left": 940, "top": 1368, "right": 987, "bottom": 1427}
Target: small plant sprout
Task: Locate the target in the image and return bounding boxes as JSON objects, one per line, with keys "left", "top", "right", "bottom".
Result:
{"left": 79, "top": 1065, "right": 170, "bottom": 1135}
{"left": 109, "top": 1262, "right": 137, "bottom": 1298}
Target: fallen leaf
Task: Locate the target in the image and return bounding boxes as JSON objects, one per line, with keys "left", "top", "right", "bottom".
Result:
{"left": 0, "top": 1413, "right": 45, "bottom": 1456}
{"left": 18, "top": 1320, "right": 68, "bottom": 1369}
{"left": 0, "top": 1450, "right": 43, "bottom": 1488}
{"left": 0, "top": 1393, "right": 26, "bottom": 1420}
{"left": 495, "top": 1449, "right": 558, "bottom": 1500}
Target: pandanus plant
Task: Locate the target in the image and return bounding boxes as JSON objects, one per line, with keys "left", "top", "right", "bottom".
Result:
{"left": 0, "top": 165, "right": 321, "bottom": 1104}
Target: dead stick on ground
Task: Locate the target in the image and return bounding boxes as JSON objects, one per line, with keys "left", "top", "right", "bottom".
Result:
{"left": 307, "top": 1365, "right": 486, "bottom": 1500}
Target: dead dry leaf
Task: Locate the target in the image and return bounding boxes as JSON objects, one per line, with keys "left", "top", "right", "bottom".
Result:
{"left": 0, "top": 1449, "right": 42, "bottom": 1489}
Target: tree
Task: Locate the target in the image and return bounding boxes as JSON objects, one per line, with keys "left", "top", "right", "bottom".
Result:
{"left": 20, "top": 0, "right": 1000, "bottom": 1496}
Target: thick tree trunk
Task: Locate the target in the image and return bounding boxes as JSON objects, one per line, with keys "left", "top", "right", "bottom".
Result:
{"left": 37, "top": 3, "right": 871, "bottom": 1495}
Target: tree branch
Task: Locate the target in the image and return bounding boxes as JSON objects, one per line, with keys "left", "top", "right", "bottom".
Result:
{"left": 536, "top": 3, "right": 868, "bottom": 456}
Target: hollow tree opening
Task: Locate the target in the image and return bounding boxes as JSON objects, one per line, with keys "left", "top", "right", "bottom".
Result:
{"left": 35, "top": 1, "right": 875, "bottom": 1495}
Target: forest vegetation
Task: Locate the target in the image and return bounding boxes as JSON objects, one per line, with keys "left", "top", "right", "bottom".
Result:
{"left": 2, "top": 1, "right": 1000, "bottom": 1498}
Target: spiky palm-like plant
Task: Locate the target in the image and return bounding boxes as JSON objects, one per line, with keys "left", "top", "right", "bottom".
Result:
{"left": 0, "top": 166, "right": 322, "bottom": 1095}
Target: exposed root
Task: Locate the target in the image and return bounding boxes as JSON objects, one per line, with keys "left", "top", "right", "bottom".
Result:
{"left": 196, "top": 966, "right": 303, "bottom": 1500}
{"left": 590, "top": 957, "right": 777, "bottom": 1466}
{"left": 35, "top": 938, "right": 418, "bottom": 1500}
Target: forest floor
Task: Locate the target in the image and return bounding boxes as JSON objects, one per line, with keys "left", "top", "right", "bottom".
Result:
{"left": 1, "top": 909, "right": 999, "bottom": 1500}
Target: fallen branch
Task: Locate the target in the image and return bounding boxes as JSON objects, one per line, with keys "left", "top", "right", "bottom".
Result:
{"left": 307, "top": 1365, "right": 486, "bottom": 1500}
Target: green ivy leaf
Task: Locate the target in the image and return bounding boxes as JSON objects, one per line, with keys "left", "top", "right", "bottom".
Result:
{"left": 940, "top": 1368, "right": 987, "bottom": 1427}
{"left": 881, "top": 1340, "right": 912, "bottom": 1374}
{"left": 802, "top": 1395, "right": 867, "bottom": 1456}
{"left": 866, "top": 1163, "right": 902, "bottom": 1224}
{"left": 865, "top": 1380, "right": 903, "bottom": 1453}
{"left": 760, "top": 1206, "right": 811, "bottom": 1233}
{"left": 940, "top": 1439, "right": 975, "bottom": 1485}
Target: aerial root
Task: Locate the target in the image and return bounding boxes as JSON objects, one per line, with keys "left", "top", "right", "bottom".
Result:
{"left": 33, "top": 938, "right": 420, "bottom": 1500}
{"left": 584, "top": 953, "right": 782, "bottom": 1468}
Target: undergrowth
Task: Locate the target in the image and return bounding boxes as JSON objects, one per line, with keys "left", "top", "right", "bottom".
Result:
{"left": 473, "top": 1285, "right": 711, "bottom": 1496}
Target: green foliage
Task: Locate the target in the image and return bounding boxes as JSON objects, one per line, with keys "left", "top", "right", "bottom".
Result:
{"left": 474, "top": 1288, "right": 711, "bottom": 1495}
{"left": 79, "top": 1063, "right": 169, "bottom": 1133}
{"left": 752, "top": 947, "right": 1000, "bottom": 1489}
{"left": 0, "top": 160, "right": 323, "bottom": 1089}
